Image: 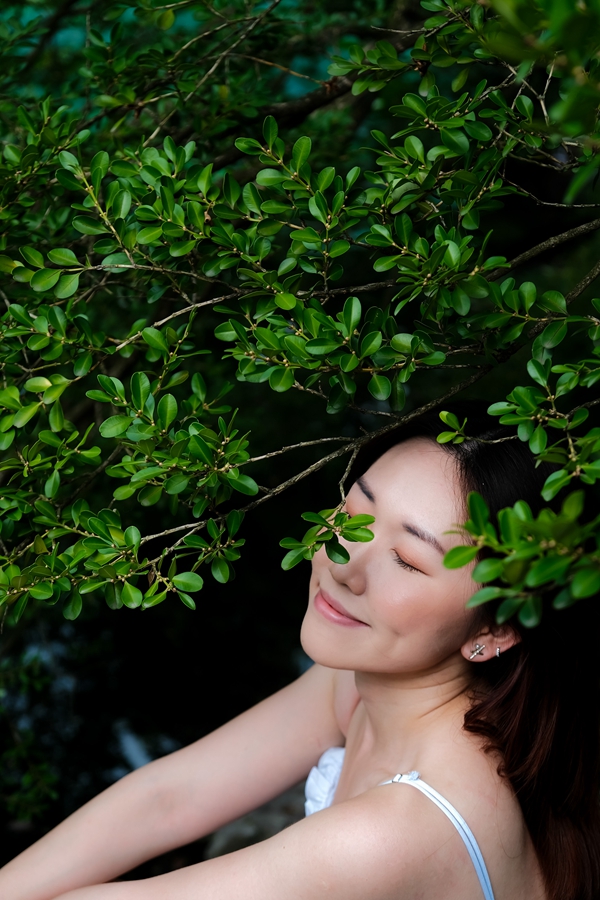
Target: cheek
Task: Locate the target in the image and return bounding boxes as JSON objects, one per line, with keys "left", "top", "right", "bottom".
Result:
{"left": 375, "top": 569, "right": 474, "bottom": 636}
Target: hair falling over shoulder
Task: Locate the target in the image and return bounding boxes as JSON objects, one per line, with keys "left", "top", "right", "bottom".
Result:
{"left": 353, "top": 403, "right": 600, "bottom": 900}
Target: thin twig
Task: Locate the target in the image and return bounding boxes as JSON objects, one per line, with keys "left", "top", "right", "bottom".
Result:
{"left": 144, "top": 0, "right": 285, "bottom": 146}
{"left": 487, "top": 218, "right": 600, "bottom": 282}
{"left": 247, "top": 435, "right": 353, "bottom": 464}
{"left": 503, "top": 176, "right": 600, "bottom": 208}
{"left": 232, "top": 54, "right": 326, "bottom": 85}
{"left": 113, "top": 293, "right": 238, "bottom": 352}
{"left": 140, "top": 368, "right": 488, "bottom": 548}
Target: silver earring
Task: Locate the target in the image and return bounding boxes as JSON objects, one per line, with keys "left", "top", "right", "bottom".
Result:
{"left": 496, "top": 647, "right": 501, "bottom": 658}
{"left": 469, "top": 643, "right": 486, "bottom": 660}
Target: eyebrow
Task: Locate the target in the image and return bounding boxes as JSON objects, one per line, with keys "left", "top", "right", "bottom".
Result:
{"left": 402, "top": 522, "right": 444, "bottom": 555}
{"left": 357, "top": 477, "right": 445, "bottom": 555}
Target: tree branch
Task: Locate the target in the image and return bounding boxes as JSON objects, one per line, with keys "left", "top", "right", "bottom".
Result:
{"left": 210, "top": 75, "right": 355, "bottom": 169}
{"left": 566, "top": 257, "right": 600, "bottom": 304}
{"left": 141, "top": 367, "right": 489, "bottom": 549}
{"left": 487, "top": 217, "right": 600, "bottom": 282}
{"left": 22, "top": 0, "right": 84, "bottom": 73}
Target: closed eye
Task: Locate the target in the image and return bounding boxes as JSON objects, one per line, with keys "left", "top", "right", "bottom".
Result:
{"left": 393, "top": 551, "right": 421, "bottom": 574}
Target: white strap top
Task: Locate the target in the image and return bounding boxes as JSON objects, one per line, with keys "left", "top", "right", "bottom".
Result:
{"left": 305, "top": 747, "right": 495, "bottom": 900}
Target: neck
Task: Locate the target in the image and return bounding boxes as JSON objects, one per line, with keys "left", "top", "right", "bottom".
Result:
{"left": 352, "top": 654, "right": 473, "bottom": 765}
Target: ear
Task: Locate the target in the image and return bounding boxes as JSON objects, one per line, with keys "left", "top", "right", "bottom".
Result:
{"left": 460, "top": 624, "right": 521, "bottom": 663}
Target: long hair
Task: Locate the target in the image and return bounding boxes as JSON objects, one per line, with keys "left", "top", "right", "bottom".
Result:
{"left": 352, "top": 403, "right": 600, "bottom": 900}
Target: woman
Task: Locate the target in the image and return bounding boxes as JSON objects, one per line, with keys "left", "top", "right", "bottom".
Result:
{"left": 1, "top": 407, "right": 599, "bottom": 900}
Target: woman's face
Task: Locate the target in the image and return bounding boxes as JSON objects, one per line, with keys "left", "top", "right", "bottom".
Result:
{"left": 301, "top": 438, "right": 477, "bottom": 674}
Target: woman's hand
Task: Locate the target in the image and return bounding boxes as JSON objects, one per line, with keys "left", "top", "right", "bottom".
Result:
{"left": 0, "top": 664, "right": 343, "bottom": 900}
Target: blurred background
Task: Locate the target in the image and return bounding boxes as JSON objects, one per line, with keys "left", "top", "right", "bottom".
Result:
{"left": 2, "top": 0, "right": 600, "bottom": 875}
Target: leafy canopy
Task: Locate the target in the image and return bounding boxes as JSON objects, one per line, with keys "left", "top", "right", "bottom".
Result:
{"left": 1, "top": 0, "right": 600, "bottom": 638}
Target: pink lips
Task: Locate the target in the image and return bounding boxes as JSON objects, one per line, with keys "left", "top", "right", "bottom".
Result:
{"left": 314, "top": 589, "right": 368, "bottom": 627}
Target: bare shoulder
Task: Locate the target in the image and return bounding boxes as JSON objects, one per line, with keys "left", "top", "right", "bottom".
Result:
{"left": 106, "top": 780, "right": 478, "bottom": 900}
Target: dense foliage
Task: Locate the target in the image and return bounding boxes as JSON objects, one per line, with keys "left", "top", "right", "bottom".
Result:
{"left": 2, "top": 0, "right": 600, "bottom": 820}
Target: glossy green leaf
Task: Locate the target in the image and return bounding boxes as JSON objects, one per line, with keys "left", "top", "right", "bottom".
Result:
{"left": 31, "top": 268, "right": 61, "bottom": 292}
{"left": 172, "top": 572, "right": 204, "bottom": 592}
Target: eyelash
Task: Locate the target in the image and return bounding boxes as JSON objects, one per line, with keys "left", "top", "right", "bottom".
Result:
{"left": 393, "top": 551, "right": 420, "bottom": 574}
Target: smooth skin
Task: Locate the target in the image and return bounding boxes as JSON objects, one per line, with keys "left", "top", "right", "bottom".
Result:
{"left": 0, "top": 439, "right": 546, "bottom": 900}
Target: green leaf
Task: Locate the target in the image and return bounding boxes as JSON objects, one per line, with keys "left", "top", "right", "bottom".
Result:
{"left": 137, "top": 226, "right": 163, "bottom": 244}
{"left": 170, "top": 241, "right": 197, "bottom": 257}
{"left": 518, "top": 596, "right": 542, "bottom": 628}
{"left": 466, "top": 586, "right": 503, "bottom": 607}
{"left": 72, "top": 216, "right": 109, "bottom": 235}
{"left": 20, "top": 246, "right": 44, "bottom": 268}
{"left": 13, "top": 403, "right": 41, "bottom": 427}
{"left": 473, "top": 558, "right": 503, "bottom": 583}
{"left": 274, "top": 292, "right": 297, "bottom": 310}
{"left": 230, "top": 473, "right": 259, "bottom": 496}
{"left": 63, "top": 592, "right": 83, "bottom": 620}
{"left": 325, "top": 540, "right": 350, "bottom": 564}
{"left": 54, "top": 272, "right": 80, "bottom": 298}
{"left": 122, "top": 581, "right": 143, "bottom": 608}
{"left": 211, "top": 557, "right": 230, "bottom": 583}
{"left": 405, "top": 135, "right": 425, "bottom": 162}
{"left": 124, "top": 525, "right": 141, "bottom": 552}
{"left": 269, "top": 367, "right": 295, "bottom": 392}
{"left": 529, "top": 425, "right": 547, "bottom": 454}
{"left": 292, "top": 135, "right": 311, "bottom": 169}
{"left": 0, "top": 386, "right": 21, "bottom": 411}
{"left": 158, "top": 8, "right": 175, "bottom": 29}
{"left": 281, "top": 547, "right": 308, "bottom": 570}
{"left": 31, "top": 268, "right": 61, "bottom": 292}
{"left": 113, "top": 189, "right": 132, "bottom": 219}
{"left": 541, "top": 469, "right": 571, "bottom": 501}
{"left": 178, "top": 592, "right": 196, "bottom": 610}
{"left": 540, "top": 320, "right": 567, "bottom": 348}
{"left": 263, "top": 115, "right": 278, "bottom": 148}
{"left": 367, "top": 374, "right": 391, "bottom": 401}
{"left": 49, "top": 400, "right": 65, "bottom": 432}
{"left": 142, "top": 327, "right": 169, "bottom": 354}
{"left": 571, "top": 567, "right": 600, "bottom": 599}
{"left": 464, "top": 121, "right": 492, "bottom": 142}
{"left": 44, "top": 469, "right": 60, "bottom": 498}
{"left": 444, "top": 545, "right": 479, "bottom": 568}
{"left": 360, "top": 332, "right": 382, "bottom": 358}
{"left": 441, "top": 128, "right": 470, "bottom": 155}
{"left": 157, "top": 394, "right": 178, "bottom": 430}
{"left": 25, "top": 377, "right": 52, "bottom": 392}
{"left": 305, "top": 338, "right": 342, "bottom": 356}
{"left": 172, "top": 572, "right": 204, "bottom": 592}
{"left": 99, "top": 415, "right": 131, "bottom": 438}
{"left": 329, "top": 240, "right": 350, "bottom": 258}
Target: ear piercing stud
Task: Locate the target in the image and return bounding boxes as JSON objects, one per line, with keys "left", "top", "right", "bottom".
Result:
{"left": 469, "top": 643, "right": 486, "bottom": 660}
{"left": 496, "top": 647, "right": 501, "bottom": 658}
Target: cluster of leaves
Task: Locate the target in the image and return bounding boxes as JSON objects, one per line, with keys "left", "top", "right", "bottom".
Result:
{"left": 1, "top": 0, "right": 600, "bottom": 640}
{"left": 445, "top": 490, "right": 600, "bottom": 628}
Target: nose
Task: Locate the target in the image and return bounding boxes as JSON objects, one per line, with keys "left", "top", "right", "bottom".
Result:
{"left": 329, "top": 535, "right": 369, "bottom": 595}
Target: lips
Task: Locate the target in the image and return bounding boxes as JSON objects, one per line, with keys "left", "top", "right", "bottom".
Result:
{"left": 314, "top": 588, "right": 368, "bottom": 627}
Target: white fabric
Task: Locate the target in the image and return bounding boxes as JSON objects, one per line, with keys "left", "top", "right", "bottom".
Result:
{"left": 304, "top": 746, "right": 346, "bottom": 817}
{"left": 304, "top": 747, "right": 495, "bottom": 900}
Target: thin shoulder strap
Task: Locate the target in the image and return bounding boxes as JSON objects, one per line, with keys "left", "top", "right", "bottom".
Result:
{"left": 380, "top": 771, "right": 495, "bottom": 900}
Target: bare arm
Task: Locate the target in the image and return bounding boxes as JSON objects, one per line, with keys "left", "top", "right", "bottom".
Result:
{"left": 48, "top": 784, "right": 466, "bottom": 900}
{"left": 0, "top": 663, "right": 343, "bottom": 900}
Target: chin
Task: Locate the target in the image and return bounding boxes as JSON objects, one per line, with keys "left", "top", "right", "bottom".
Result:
{"left": 299, "top": 606, "right": 359, "bottom": 671}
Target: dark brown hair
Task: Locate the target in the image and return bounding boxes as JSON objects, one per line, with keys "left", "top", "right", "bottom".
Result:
{"left": 353, "top": 404, "right": 600, "bottom": 900}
